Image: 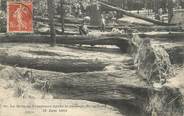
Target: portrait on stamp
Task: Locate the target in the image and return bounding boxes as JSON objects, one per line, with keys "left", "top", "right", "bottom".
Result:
{"left": 7, "top": 1, "right": 33, "bottom": 32}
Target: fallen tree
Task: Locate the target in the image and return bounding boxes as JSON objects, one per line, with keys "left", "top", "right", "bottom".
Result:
{"left": 35, "top": 3, "right": 175, "bottom": 26}
{"left": 0, "top": 34, "right": 130, "bottom": 52}
{"left": 0, "top": 49, "right": 107, "bottom": 73}
{"left": 99, "top": 1, "right": 175, "bottom": 26}
{"left": 0, "top": 65, "right": 151, "bottom": 115}
{"left": 34, "top": 16, "right": 83, "bottom": 24}
{"left": 1, "top": 65, "right": 183, "bottom": 116}
{"left": 88, "top": 25, "right": 183, "bottom": 32}
{"left": 139, "top": 32, "right": 184, "bottom": 39}
{"left": 130, "top": 25, "right": 183, "bottom": 32}
{"left": 36, "top": 18, "right": 183, "bottom": 32}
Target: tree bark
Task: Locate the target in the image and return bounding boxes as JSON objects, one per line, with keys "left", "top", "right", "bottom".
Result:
{"left": 168, "top": 0, "right": 174, "bottom": 24}
{"left": 0, "top": 34, "right": 129, "bottom": 51}
{"left": 138, "top": 32, "right": 184, "bottom": 39}
{"left": 60, "top": 0, "right": 65, "bottom": 34}
{"left": 36, "top": 20, "right": 183, "bottom": 32}
{"left": 0, "top": 49, "right": 107, "bottom": 73}
{"left": 7, "top": 66, "right": 148, "bottom": 107}
{"left": 34, "top": 16, "right": 83, "bottom": 24}
{"left": 1, "top": 65, "right": 183, "bottom": 116}
{"left": 154, "top": 0, "right": 159, "bottom": 14}
{"left": 47, "top": 0, "right": 56, "bottom": 46}
{"left": 87, "top": 25, "right": 183, "bottom": 32}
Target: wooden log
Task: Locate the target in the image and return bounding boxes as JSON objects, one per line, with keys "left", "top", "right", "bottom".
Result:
{"left": 47, "top": 0, "right": 56, "bottom": 46}
{"left": 130, "top": 25, "right": 183, "bottom": 32}
{"left": 87, "top": 25, "right": 183, "bottom": 32}
{"left": 26, "top": 69, "right": 146, "bottom": 101}
{"left": 99, "top": 1, "right": 175, "bottom": 26}
{"left": 4, "top": 65, "right": 148, "bottom": 107}
{"left": 57, "top": 16, "right": 83, "bottom": 24}
{"left": 0, "top": 34, "right": 127, "bottom": 44}
{"left": 5, "top": 66, "right": 182, "bottom": 116}
{"left": 0, "top": 34, "right": 130, "bottom": 52}
{"left": 37, "top": 28, "right": 80, "bottom": 35}
{"left": 0, "top": 65, "right": 153, "bottom": 115}
{"left": 34, "top": 16, "right": 83, "bottom": 24}
{"left": 36, "top": 18, "right": 183, "bottom": 32}
{"left": 138, "top": 32, "right": 184, "bottom": 40}
{"left": 0, "top": 49, "right": 107, "bottom": 73}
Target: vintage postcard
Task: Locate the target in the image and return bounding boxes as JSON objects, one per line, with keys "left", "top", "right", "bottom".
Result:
{"left": 0, "top": 0, "right": 184, "bottom": 116}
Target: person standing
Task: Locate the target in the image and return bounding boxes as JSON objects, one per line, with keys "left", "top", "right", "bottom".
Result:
{"left": 100, "top": 14, "right": 105, "bottom": 32}
{"left": 79, "top": 16, "right": 90, "bottom": 35}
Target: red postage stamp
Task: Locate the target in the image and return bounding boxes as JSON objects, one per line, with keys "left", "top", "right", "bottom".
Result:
{"left": 7, "top": 1, "right": 33, "bottom": 32}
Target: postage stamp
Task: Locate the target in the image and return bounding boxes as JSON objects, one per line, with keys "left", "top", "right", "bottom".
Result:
{"left": 7, "top": 1, "right": 33, "bottom": 33}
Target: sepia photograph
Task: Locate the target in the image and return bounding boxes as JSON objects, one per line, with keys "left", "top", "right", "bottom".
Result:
{"left": 0, "top": 0, "right": 184, "bottom": 116}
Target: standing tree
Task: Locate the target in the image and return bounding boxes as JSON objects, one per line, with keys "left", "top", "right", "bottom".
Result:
{"left": 47, "top": 0, "right": 56, "bottom": 46}
{"left": 60, "top": 0, "right": 65, "bottom": 34}
{"left": 1, "top": 0, "right": 6, "bottom": 11}
{"left": 161, "top": 0, "right": 167, "bottom": 14}
{"left": 168, "top": 0, "right": 173, "bottom": 23}
{"left": 154, "top": 0, "right": 159, "bottom": 14}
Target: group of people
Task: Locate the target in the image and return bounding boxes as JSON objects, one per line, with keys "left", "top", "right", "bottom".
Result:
{"left": 71, "top": 0, "right": 86, "bottom": 17}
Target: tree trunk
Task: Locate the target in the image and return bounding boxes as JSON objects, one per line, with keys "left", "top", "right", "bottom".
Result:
{"left": 0, "top": 34, "right": 130, "bottom": 51}
{"left": 0, "top": 49, "right": 107, "bottom": 73}
{"left": 36, "top": 20, "right": 183, "bottom": 32}
{"left": 7, "top": 66, "right": 148, "bottom": 108}
{"left": 154, "top": 0, "right": 159, "bottom": 14}
{"left": 99, "top": 1, "right": 175, "bottom": 26}
{"left": 47, "top": 0, "right": 56, "bottom": 46}
{"left": 34, "top": 16, "right": 83, "bottom": 24}
{"left": 60, "top": 0, "right": 65, "bottom": 34}
{"left": 168, "top": 0, "right": 174, "bottom": 24}
{"left": 3, "top": 65, "right": 182, "bottom": 116}
{"left": 138, "top": 32, "right": 184, "bottom": 39}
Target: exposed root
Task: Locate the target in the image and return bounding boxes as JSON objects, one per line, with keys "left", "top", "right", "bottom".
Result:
{"left": 130, "top": 35, "right": 174, "bottom": 84}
